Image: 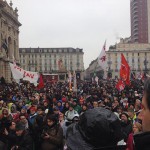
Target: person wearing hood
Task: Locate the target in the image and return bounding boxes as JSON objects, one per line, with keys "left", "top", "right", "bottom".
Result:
{"left": 8, "top": 103, "right": 19, "bottom": 121}
{"left": 72, "top": 99, "right": 81, "bottom": 114}
{"left": 57, "top": 100, "right": 64, "bottom": 113}
{"left": 66, "top": 107, "right": 125, "bottom": 150}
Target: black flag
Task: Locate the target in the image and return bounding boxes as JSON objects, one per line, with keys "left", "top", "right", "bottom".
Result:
{"left": 2, "top": 39, "right": 8, "bottom": 56}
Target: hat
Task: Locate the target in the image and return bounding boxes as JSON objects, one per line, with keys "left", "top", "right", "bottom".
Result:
{"left": 69, "top": 103, "right": 74, "bottom": 108}
{"left": 66, "top": 107, "right": 123, "bottom": 149}
{"left": 57, "top": 100, "right": 62, "bottom": 103}
{"left": 120, "top": 112, "right": 129, "bottom": 119}
{"left": 30, "top": 106, "right": 36, "bottom": 112}
{"left": 16, "top": 122, "right": 25, "bottom": 131}
{"left": 22, "top": 106, "right": 27, "bottom": 110}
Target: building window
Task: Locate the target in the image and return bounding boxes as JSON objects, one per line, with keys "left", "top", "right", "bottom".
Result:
{"left": 64, "top": 49, "right": 67, "bottom": 52}
{"left": 44, "top": 49, "right": 47, "bottom": 53}
{"left": 132, "top": 59, "right": 134, "bottom": 63}
{"left": 59, "top": 49, "right": 62, "bottom": 53}
{"left": 53, "top": 49, "right": 57, "bottom": 53}
{"left": 31, "top": 49, "right": 34, "bottom": 53}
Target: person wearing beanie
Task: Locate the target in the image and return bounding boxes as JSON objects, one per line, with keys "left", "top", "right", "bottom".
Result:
{"left": 57, "top": 100, "right": 64, "bottom": 113}
{"left": 120, "top": 112, "right": 132, "bottom": 142}
{"left": 11, "top": 122, "right": 33, "bottom": 150}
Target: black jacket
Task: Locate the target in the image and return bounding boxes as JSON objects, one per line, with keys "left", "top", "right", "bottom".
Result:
{"left": 14, "top": 130, "right": 33, "bottom": 150}
{"left": 120, "top": 121, "right": 132, "bottom": 142}
{"left": 134, "top": 131, "right": 150, "bottom": 150}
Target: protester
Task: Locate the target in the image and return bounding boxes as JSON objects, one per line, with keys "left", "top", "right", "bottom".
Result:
{"left": 0, "top": 76, "right": 148, "bottom": 149}
{"left": 41, "top": 114, "right": 63, "bottom": 150}
{"left": 120, "top": 112, "right": 132, "bottom": 142}
{"left": 66, "top": 107, "right": 125, "bottom": 150}
{"left": 11, "top": 121, "right": 33, "bottom": 150}
{"left": 134, "top": 78, "right": 150, "bottom": 149}
{"left": 126, "top": 122, "right": 142, "bottom": 150}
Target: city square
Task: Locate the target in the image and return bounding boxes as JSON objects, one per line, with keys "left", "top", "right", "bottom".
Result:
{"left": 0, "top": 0, "right": 150, "bottom": 150}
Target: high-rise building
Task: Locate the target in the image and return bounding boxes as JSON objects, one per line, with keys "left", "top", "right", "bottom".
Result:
{"left": 84, "top": 38, "right": 150, "bottom": 79}
{"left": 130, "top": 0, "right": 150, "bottom": 43}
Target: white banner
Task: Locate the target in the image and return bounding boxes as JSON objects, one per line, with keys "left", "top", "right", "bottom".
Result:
{"left": 9, "top": 63, "right": 39, "bottom": 85}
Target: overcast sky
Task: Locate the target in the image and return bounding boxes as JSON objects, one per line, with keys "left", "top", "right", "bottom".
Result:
{"left": 9, "top": 0, "right": 130, "bottom": 69}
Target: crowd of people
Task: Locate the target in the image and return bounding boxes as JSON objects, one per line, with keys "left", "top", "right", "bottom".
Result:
{"left": 0, "top": 76, "right": 150, "bottom": 150}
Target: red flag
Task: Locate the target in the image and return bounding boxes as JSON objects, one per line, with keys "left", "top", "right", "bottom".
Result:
{"left": 37, "top": 74, "right": 44, "bottom": 89}
{"left": 116, "top": 80, "right": 125, "bottom": 91}
{"left": 120, "top": 53, "right": 130, "bottom": 85}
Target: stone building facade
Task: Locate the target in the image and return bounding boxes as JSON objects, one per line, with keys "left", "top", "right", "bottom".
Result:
{"left": 19, "top": 47, "right": 84, "bottom": 81}
{"left": 107, "top": 38, "right": 150, "bottom": 78}
{"left": 85, "top": 38, "right": 150, "bottom": 79}
{"left": 0, "top": 0, "right": 21, "bottom": 82}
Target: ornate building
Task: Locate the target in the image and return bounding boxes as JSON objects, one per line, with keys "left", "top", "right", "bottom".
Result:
{"left": 0, "top": 0, "right": 21, "bottom": 82}
{"left": 85, "top": 38, "right": 150, "bottom": 79}
{"left": 107, "top": 38, "right": 150, "bottom": 78}
{"left": 19, "top": 47, "right": 84, "bottom": 81}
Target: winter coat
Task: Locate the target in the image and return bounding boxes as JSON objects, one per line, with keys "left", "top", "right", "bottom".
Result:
{"left": 14, "top": 130, "right": 33, "bottom": 150}
{"left": 120, "top": 121, "right": 132, "bottom": 142}
{"left": 6, "top": 129, "right": 17, "bottom": 150}
{"left": 41, "top": 124, "right": 63, "bottom": 150}
{"left": 134, "top": 131, "right": 150, "bottom": 150}
{"left": 126, "top": 133, "right": 134, "bottom": 150}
